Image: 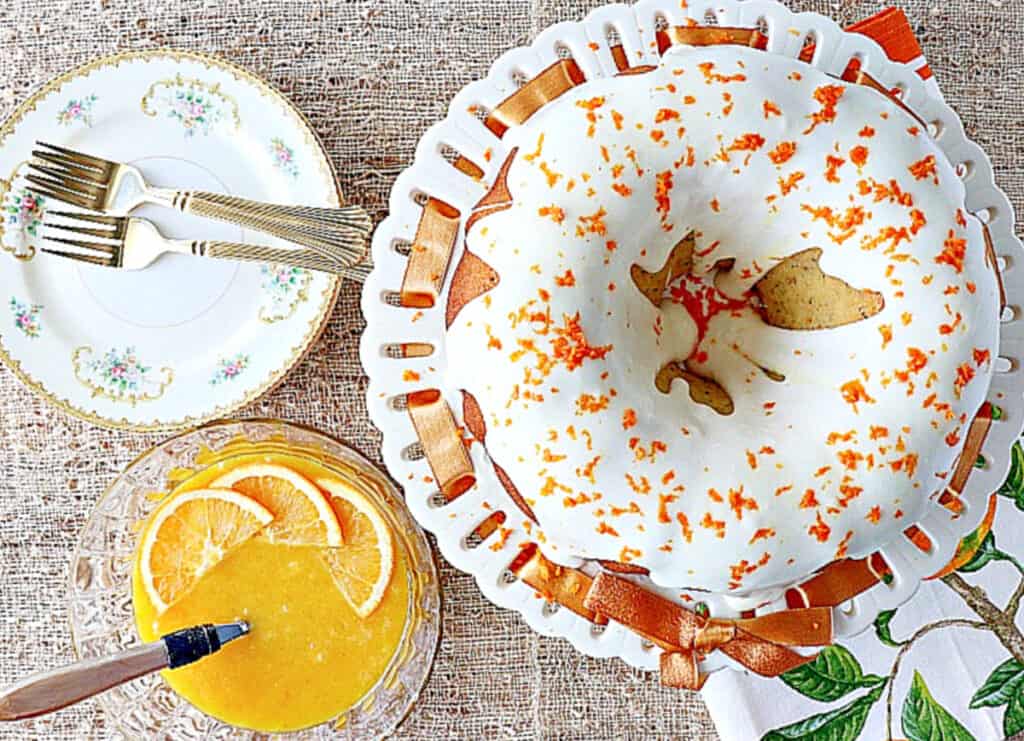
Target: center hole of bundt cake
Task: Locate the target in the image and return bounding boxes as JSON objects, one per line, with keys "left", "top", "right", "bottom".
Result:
{"left": 631, "top": 234, "right": 886, "bottom": 416}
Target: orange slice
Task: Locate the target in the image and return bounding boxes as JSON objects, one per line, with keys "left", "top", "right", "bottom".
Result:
{"left": 316, "top": 477, "right": 395, "bottom": 618}
{"left": 139, "top": 488, "right": 273, "bottom": 614}
{"left": 211, "top": 463, "right": 343, "bottom": 547}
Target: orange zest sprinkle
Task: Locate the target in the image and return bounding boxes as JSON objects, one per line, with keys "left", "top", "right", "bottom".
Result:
{"left": 619, "top": 546, "right": 642, "bottom": 563}
{"left": 824, "top": 155, "right": 845, "bottom": 183}
{"left": 575, "top": 206, "right": 608, "bottom": 237}
{"left": 849, "top": 145, "right": 869, "bottom": 168}
{"left": 554, "top": 269, "right": 576, "bottom": 287}
{"left": 936, "top": 229, "right": 967, "bottom": 273}
{"left": 539, "top": 161, "right": 562, "bottom": 187}
{"left": 657, "top": 493, "right": 678, "bottom": 524}
{"left": 677, "top": 512, "right": 693, "bottom": 543}
{"left": 909, "top": 209, "right": 927, "bottom": 235}
{"left": 575, "top": 96, "right": 606, "bottom": 111}
{"left": 808, "top": 512, "right": 831, "bottom": 542}
{"left": 700, "top": 512, "right": 727, "bottom": 538}
{"left": 575, "top": 393, "right": 610, "bottom": 414}
{"left": 538, "top": 205, "right": 565, "bottom": 224}
{"left": 804, "top": 84, "right": 845, "bottom": 134}
{"left": 840, "top": 379, "right": 876, "bottom": 412}
{"left": 654, "top": 170, "right": 674, "bottom": 228}
{"left": 622, "top": 408, "right": 637, "bottom": 430}
{"left": 728, "top": 132, "right": 766, "bottom": 152}
{"left": 879, "top": 324, "right": 893, "bottom": 349}
{"left": 953, "top": 362, "right": 975, "bottom": 398}
{"left": 767, "top": 140, "right": 797, "bottom": 165}
{"left": 778, "top": 171, "right": 806, "bottom": 195}
{"left": 909, "top": 154, "right": 938, "bottom": 183}
{"left": 697, "top": 61, "right": 746, "bottom": 84}
{"left": 523, "top": 133, "right": 545, "bottom": 162}
{"left": 834, "top": 530, "right": 854, "bottom": 559}
{"left": 728, "top": 486, "right": 758, "bottom": 520}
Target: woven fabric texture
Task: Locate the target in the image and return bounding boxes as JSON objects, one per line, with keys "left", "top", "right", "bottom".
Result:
{"left": 0, "top": 1, "right": 1020, "bottom": 739}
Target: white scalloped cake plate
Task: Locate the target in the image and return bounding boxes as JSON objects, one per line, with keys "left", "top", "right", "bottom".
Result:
{"left": 0, "top": 51, "right": 340, "bottom": 432}
{"left": 362, "top": 0, "right": 1024, "bottom": 675}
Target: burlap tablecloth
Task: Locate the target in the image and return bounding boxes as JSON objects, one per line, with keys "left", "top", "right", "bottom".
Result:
{"left": 0, "top": 1, "right": 1020, "bottom": 738}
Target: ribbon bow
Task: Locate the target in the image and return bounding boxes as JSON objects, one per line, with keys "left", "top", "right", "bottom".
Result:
{"left": 583, "top": 572, "right": 832, "bottom": 689}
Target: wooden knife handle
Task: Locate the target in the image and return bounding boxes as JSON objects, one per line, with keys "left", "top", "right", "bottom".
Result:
{"left": 0, "top": 643, "right": 167, "bottom": 721}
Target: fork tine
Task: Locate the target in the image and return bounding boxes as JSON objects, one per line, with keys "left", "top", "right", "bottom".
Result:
{"left": 47, "top": 210, "right": 122, "bottom": 226}
{"left": 25, "top": 173, "right": 106, "bottom": 200}
{"left": 29, "top": 155, "right": 109, "bottom": 185}
{"left": 44, "top": 220, "right": 118, "bottom": 240}
{"left": 45, "top": 234, "right": 119, "bottom": 255}
{"left": 35, "top": 141, "right": 116, "bottom": 171}
{"left": 25, "top": 184, "right": 98, "bottom": 211}
{"left": 41, "top": 248, "right": 115, "bottom": 267}
{"left": 46, "top": 211, "right": 127, "bottom": 242}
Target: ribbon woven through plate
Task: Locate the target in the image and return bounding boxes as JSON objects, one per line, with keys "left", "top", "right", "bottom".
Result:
{"left": 583, "top": 572, "right": 832, "bottom": 690}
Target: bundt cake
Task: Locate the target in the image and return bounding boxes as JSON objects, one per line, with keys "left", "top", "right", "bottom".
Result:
{"left": 444, "top": 44, "right": 1000, "bottom": 593}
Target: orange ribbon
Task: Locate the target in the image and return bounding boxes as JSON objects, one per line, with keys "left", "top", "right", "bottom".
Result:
{"left": 400, "top": 198, "right": 461, "bottom": 309}
{"left": 983, "top": 225, "right": 1008, "bottom": 312}
{"left": 486, "top": 59, "right": 585, "bottom": 137}
{"left": 406, "top": 389, "right": 476, "bottom": 500}
{"left": 583, "top": 572, "right": 831, "bottom": 689}
{"left": 514, "top": 546, "right": 605, "bottom": 623}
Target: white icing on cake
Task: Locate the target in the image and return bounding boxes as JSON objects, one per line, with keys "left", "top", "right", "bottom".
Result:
{"left": 445, "top": 46, "right": 999, "bottom": 593}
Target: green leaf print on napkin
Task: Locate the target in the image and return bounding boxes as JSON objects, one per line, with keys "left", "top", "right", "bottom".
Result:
{"left": 969, "top": 658, "right": 1024, "bottom": 736}
{"left": 1004, "top": 690, "right": 1024, "bottom": 737}
{"left": 873, "top": 609, "right": 907, "bottom": 649}
{"left": 780, "top": 645, "right": 886, "bottom": 702}
{"left": 760, "top": 684, "right": 883, "bottom": 741}
{"left": 969, "top": 657, "right": 1024, "bottom": 708}
{"left": 998, "top": 441, "right": 1024, "bottom": 511}
{"left": 901, "top": 671, "right": 976, "bottom": 741}
{"left": 958, "top": 531, "right": 1006, "bottom": 573}
{"left": 763, "top": 448, "right": 1024, "bottom": 740}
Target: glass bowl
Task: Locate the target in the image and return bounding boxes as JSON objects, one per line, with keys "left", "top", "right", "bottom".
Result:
{"left": 67, "top": 419, "right": 441, "bottom": 739}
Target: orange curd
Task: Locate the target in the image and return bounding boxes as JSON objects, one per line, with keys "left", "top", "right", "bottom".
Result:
{"left": 132, "top": 452, "right": 409, "bottom": 733}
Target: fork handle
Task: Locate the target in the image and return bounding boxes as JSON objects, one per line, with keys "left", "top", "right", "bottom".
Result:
{"left": 192, "top": 241, "right": 348, "bottom": 274}
{"left": 162, "top": 190, "right": 371, "bottom": 258}
{"left": 179, "top": 192, "right": 370, "bottom": 230}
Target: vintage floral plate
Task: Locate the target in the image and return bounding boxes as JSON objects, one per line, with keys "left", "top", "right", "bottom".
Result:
{"left": 0, "top": 51, "right": 341, "bottom": 430}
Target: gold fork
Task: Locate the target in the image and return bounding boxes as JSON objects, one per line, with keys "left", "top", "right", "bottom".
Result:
{"left": 27, "top": 142, "right": 371, "bottom": 265}
{"left": 42, "top": 211, "right": 349, "bottom": 274}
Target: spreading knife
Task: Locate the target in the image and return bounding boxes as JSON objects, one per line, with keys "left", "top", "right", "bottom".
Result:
{"left": 0, "top": 621, "right": 249, "bottom": 721}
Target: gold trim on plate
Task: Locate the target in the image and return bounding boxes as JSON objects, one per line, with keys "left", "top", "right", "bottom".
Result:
{"left": 71, "top": 345, "right": 175, "bottom": 406}
{"left": 0, "top": 49, "right": 344, "bottom": 432}
{"left": 140, "top": 73, "right": 242, "bottom": 132}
